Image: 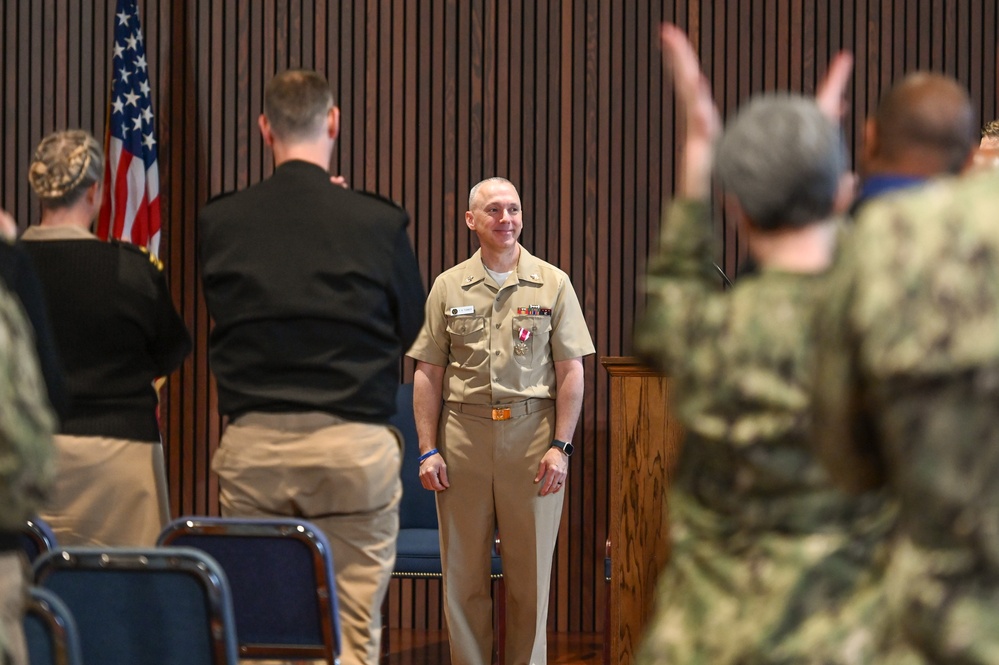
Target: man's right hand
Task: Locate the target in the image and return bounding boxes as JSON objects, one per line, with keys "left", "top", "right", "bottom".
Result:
{"left": 420, "top": 452, "right": 450, "bottom": 491}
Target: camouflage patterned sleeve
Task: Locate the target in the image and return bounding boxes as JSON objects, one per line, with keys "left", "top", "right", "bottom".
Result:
{"left": 634, "top": 198, "right": 723, "bottom": 376}
{"left": 0, "top": 284, "right": 55, "bottom": 530}
{"left": 811, "top": 231, "right": 887, "bottom": 493}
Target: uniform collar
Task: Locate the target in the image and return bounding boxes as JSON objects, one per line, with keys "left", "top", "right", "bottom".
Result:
{"left": 462, "top": 245, "right": 545, "bottom": 288}
{"left": 20, "top": 225, "right": 99, "bottom": 241}
{"left": 274, "top": 159, "right": 332, "bottom": 180}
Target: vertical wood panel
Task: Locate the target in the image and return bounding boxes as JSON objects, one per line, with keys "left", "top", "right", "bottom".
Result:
{"left": 3, "top": 0, "right": 999, "bottom": 636}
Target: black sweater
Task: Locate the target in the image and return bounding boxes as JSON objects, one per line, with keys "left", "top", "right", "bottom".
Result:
{"left": 198, "top": 160, "right": 425, "bottom": 422}
{"left": 21, "top": 229, "right": 191, "bottom": 442}
{"left": 0, "top": 240, "right": 69, "bottom": 421}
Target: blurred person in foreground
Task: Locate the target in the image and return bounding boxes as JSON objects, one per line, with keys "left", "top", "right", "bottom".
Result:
{"left": 0, "top": 278, "right": 55, "bottom": 665}
{"left": 21, "top": 129, "right": 191, "bottom": 548}
{"left": 812, "top": 84, "right": 999, "bottom": 665}
{"left": 633, "top": 25, "right": 916, "bottom": 664}
{"left": 198, "top": 69, "right": 425, "bottom": 665}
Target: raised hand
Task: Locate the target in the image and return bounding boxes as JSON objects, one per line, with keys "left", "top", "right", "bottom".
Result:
{"left": 660, "top": 23, "right": 721, "bottom": 199}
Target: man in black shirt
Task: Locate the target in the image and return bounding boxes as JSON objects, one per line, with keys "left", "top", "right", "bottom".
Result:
{"left": 199, "top": 69, "right": 425, "bottom": 665}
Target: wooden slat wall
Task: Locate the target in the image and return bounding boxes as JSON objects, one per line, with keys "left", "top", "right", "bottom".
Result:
{"left": 2, "top": 0, "right": 996, "bottom": 634}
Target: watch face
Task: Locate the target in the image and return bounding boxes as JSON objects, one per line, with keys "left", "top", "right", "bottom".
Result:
{"left": 553, "top": 440, "right": 573, "bottom": 456}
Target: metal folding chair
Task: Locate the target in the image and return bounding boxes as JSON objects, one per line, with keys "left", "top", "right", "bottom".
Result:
{"left": 33, "top": 546, "right": 239, "bottom": 665}
{"left": 157, "top": 516, "right": 341, "bottom": 664}
{"left": 23, "top": 586, "right": 83, "bottom": 665}
{"left": 17, "top": 517, "right": 57, "bottom": 563}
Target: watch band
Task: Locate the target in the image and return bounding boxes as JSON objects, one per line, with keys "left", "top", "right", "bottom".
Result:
{"left": 550, "top": 439, "right": 574, "bottom": 456}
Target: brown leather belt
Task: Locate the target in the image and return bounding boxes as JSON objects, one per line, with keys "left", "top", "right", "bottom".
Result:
{"left": 447, "top": 398, "right": 555, "bottom": 421}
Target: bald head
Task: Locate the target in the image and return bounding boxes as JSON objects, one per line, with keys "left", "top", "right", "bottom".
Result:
{"left": 866, "top": 73, "right": 976, "bottom": 176}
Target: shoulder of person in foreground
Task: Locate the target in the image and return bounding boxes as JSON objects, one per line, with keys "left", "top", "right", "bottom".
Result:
{"left": 845, "top": 172, "right": 999, "bottom": 377}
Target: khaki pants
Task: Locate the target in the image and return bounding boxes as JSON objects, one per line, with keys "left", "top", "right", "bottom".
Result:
{"left": 0, "top": 552, "right": 28, "bottom": 665}
{"left": 436, "top": 403, "right": 564, "bottom": 665}
{"left": 212, "top": 411, "right": 402, "bottom": 665}
{"left": 40, "top": 434, "right": 170, "bottom": 547}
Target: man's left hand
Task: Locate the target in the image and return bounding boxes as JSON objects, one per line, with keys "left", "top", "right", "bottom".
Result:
{"left": 535, "top": 446, "right": 568, "bottom": 496}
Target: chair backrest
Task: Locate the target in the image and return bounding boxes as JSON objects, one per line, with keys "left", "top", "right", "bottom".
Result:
{"left": 389, "top": 382, "right": 438, "bottom": 530}
{"left": 33, "top": 546, "right": 238, "bottom": 665}
{"left": 18, "top": 517, "right": 57, "bottom": 563}
{"left": 23, "top": 586, "right": 83, "bottom": 665}
{"left": 157, "top": 516, "right": 341, "bottom": 663}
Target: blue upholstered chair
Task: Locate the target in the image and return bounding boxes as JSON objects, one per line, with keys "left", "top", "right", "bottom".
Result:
{"left": 23, "top": 586, "right": 83, "bottom": 665}
{"left": 33, "top": 546, "right": 239, "bottom": 665}
{"left": 17, "top": 517, "right": 57, "bottom": 563}
{"left": 157, "top": 516, "right": 341, "bottom": 664}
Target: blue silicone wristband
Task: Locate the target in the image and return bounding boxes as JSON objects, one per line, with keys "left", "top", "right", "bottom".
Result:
{"left": 417, "top": 448, "right": 439, "bottom": 464}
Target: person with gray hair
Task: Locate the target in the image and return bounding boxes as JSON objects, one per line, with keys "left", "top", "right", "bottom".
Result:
{"left": 19, "top": 128, "right": 191, "bottom": 548}
{"left": 633, "top": 25, "right": 916, "bottom": 664}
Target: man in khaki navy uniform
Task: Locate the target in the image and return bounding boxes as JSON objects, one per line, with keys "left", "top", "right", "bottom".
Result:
{"left": 408, "top": 177, "right": 593, "bottom": 665}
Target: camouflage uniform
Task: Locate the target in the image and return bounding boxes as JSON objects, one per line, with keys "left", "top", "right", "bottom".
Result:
{"left": 813, "top": 171, "right": 999, "bottom": 664}
{"left": 634, "top": 200, "right": 913, "bottom": 664}
{"left": 0, "top": 276, "right": 56, "bottom": 665}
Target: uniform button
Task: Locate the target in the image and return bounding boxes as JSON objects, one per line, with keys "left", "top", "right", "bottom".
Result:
{"left": 495, "top": 350, "right": 500, "bottom": 356}
{"left": 495, "top": 323, "right": 501, "bottom": 329}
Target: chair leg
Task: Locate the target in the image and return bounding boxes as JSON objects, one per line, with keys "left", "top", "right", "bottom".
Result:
{"left": 381, "top": 591, "right": 390, "bottom": 658}
{"left": 604, "top": 539, "right": 612, "bottom": 665}
{"left": 603, "top": 576, "right": 611, "bottom": 665}
{"left": 493, "top": 577, "right": 506, "bottom": 665}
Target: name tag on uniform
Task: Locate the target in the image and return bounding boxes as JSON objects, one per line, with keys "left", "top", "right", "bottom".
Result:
{"left": 448, "top": 305, "right": 475, "bottom": 316}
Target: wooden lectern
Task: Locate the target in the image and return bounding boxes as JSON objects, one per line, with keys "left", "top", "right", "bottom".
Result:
{"left": 601, "top": 357, "right": 684, "bottom": 665}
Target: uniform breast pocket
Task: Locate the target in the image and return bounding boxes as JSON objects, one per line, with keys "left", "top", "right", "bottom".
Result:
{"left": 512, "top": 315, "right": 552, "bottom": 367}
{"left": 446, "top": 316, "right": 488, "bottom": 367}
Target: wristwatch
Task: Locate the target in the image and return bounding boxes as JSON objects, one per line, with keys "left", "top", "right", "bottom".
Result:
{"left": 550, "top": 439, "right": 574, "bottom": 456}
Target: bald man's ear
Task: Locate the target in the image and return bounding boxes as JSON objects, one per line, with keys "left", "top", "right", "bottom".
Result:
{"left": 862, "top": 118, "right": 878, "bottom": 167}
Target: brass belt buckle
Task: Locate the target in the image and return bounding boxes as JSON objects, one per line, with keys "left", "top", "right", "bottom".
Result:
{"left": 491, "top": 407, "right": 512, "bottom": 421}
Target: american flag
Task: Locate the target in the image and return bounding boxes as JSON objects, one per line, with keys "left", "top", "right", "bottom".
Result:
{"left": 97, "top": 0, "right": 161, "bottom": 257}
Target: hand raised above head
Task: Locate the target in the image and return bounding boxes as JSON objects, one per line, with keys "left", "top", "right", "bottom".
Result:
{"left": 659, "top": 23, "right": 721, "bottom": 199}
{"left": 660, "top": 24, "right": 721, "bottom": 144}
{"left": 815, "top": 51, "right": 854, "bottom": 123}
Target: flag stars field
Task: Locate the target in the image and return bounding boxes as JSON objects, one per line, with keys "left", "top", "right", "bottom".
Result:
{"left": 98, "top": 0, "right": 162, "bottom": 254}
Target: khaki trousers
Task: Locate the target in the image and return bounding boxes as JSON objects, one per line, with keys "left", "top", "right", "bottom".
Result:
{"left": 212, "top": 411, "right": 402, "bottom": 665}
{"left": 0, "top": 552, "right": 28, "bottom": 665}
{"left": 436, "top": 403, "right": 564, "bottom": 665}
{"left": 39, "top": 434, "right": 170, "bottom": 547}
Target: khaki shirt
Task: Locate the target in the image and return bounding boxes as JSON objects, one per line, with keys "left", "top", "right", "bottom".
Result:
{"left": 408, "top": 245, "right": 594, "bottom": 404}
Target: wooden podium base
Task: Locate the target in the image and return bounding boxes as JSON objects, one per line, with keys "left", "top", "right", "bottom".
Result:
{"left": 601, "top": 357, "right": 684, "bottom": 665}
